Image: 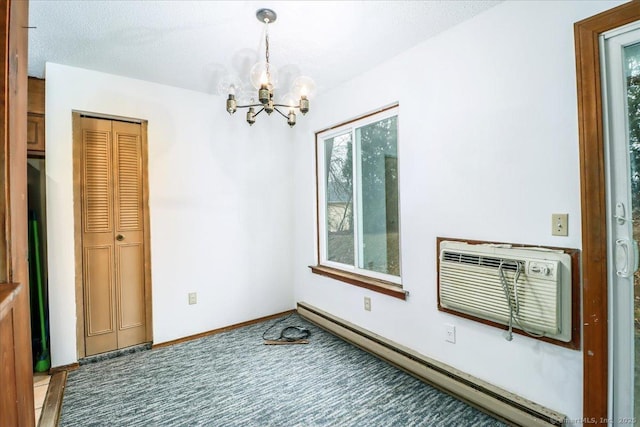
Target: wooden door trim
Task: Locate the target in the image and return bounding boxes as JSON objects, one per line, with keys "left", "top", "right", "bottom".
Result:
{"left": 140, "top": 121, "right": 153, "bottom": 341}
{"left": 574, "top": 1, "right": 640, "bottom": 422}
{"left": 72, "top": 112, "right": 153, "bottom": 359}
{"left": 1, "top": 0, "right": 35, "bottom": 424}
{"left": 72, "top": 113, "right": 84, "bottom": 358}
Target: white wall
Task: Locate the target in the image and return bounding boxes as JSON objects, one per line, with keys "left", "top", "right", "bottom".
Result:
{"left": 43, "top": 0, "right": 628, "bottom": 421}
{"left": 46, "top": 63, "right": 296, "bottom": 366}
{"left": 292, "top": 1, "right": 626, "bottom": 424}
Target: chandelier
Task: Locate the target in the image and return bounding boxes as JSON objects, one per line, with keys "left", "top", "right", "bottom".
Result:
{"left": 223, "top": 8, "right": 316, "bottom": 127}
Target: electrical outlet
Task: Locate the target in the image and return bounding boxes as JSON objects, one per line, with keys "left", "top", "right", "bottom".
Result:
{"left": 445, "top": 324, "right": 456, "bottom": 343}
{"left": 188, "top": 292, "right": 197, "bottom": 305}
{"left": 552, "top": 213, "right": 568, "bottom": 236}
{"left": 364, "top": 296, "right": 371, "bottom": 312}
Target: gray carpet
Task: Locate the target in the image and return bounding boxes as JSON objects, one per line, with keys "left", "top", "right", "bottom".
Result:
{"left": 60, "top": 313, "right": 506, "bottom": 426}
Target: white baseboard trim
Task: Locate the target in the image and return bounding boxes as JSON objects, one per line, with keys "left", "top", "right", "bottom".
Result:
{"left": 297, "top": 302, "right": 566, "bottom": 427}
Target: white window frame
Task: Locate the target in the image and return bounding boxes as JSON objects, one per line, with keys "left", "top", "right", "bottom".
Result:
{"left": 316, "top": 105, "right": 401, "bottom": 286}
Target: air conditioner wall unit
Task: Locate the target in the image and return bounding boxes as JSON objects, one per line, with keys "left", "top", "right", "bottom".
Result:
{"left": 438, "top": 240, "right": 573, "bottom": 343}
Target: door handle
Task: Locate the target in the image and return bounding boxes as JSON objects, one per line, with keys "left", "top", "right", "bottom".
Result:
{"left": 615, "top": 202, "right": 634, "bottom": 224}
{"left": 116, "top": 234, "right": 125, "bottom": 241}
{"left": 615, "top": 238, "right": 638, "bottom": 277}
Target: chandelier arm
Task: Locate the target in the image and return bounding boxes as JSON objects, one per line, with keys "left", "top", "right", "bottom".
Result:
{"left": 273, "top": 103, "right": 300, "bottom": 110}
{"left": 236, "top": 102, "right": 265, "bottom": 109}
{"left": 273, "top": 107, "right": 290, "bottom": 120}
{"left": 253, "top": 107, "right": 265, "bottom": 117}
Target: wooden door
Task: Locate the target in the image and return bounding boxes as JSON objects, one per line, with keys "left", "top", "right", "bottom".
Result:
{"left": 80, "top": 116, "right": 147, "bottom": 356}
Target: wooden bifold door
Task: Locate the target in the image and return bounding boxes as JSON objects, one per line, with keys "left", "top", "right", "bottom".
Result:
{"left": 76, "top": 115, "right": 151, "bottom": 357}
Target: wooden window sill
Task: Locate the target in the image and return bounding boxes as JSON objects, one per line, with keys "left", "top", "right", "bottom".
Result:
{"left": 309, "top": 265, "right": 407, "bottom": 300}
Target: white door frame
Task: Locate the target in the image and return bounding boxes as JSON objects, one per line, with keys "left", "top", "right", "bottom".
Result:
{"left": 601, "top": 22, "right": 640, "bottom": 425}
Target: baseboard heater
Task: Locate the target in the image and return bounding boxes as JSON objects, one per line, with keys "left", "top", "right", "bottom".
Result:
{"left": 297, "top": 302, "right": 566, "bottom": 427}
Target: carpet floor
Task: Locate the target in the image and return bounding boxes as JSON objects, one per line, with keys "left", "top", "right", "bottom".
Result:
{"left": 60, "top": 313, "right": 506, "bottom": 426}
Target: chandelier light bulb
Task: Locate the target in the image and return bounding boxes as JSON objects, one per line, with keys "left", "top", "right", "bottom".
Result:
{"left": 217, "top": 73, "right": 243, "bottom": 97}
{"left": 279, "top": 92, "right": 297, "bottom": 109}
{"left": 292, "top": 76, "right": 317, "bottom": 99}
{"left": 250, "top": 61, "right": 278, "bottom": 90}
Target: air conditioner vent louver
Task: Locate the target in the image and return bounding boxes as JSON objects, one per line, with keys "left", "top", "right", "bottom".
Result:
{"left": 442, "top": 251, "right": 519, "bottom": 271}
{"left": 438, "top": 241, "right": 572, "bottom": 343}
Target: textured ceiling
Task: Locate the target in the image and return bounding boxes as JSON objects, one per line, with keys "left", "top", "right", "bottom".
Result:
{"left": 28, "top": 1, "right": 501, "bottom": 97}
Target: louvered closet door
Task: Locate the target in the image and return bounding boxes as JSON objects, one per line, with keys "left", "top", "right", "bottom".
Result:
{"left": 81, "top": 117, "right": 146, "bottom": 356}
{"left": 112, "top": 121, "right": 146, "bottom": 348}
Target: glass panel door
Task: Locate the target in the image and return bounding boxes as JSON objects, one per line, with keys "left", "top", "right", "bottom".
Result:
{"left": 603, "top": 23, "right": 640, "bottom": 425}
{"left": 627, "top": 39, "right": 640, "bottom": 427}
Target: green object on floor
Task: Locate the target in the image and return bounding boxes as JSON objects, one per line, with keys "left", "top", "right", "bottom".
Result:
{"left": 31, "top": 212, "right": 50, "bottom": 373}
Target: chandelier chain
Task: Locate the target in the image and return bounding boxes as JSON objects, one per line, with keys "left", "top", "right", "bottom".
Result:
{"left": 264, "top": 21, "right": 271, "bottom": 84}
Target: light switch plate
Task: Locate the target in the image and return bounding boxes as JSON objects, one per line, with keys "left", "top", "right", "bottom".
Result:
{"left": 188, "top": 292, "right": 197, "bottom": 305}
{"left": 552, "top": 213, "right": 568, "bottom": 236}
{"left": 445, "top": 324, "right": 456, "bottom": 343}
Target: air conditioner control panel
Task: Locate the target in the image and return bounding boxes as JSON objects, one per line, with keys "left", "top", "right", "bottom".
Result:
{"left": 527, "top": 261, "right": 558, "bottom": 280}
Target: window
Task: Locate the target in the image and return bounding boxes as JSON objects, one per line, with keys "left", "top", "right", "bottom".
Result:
{"left": 313, "top": 105, "right": 402, "bottom": 295}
